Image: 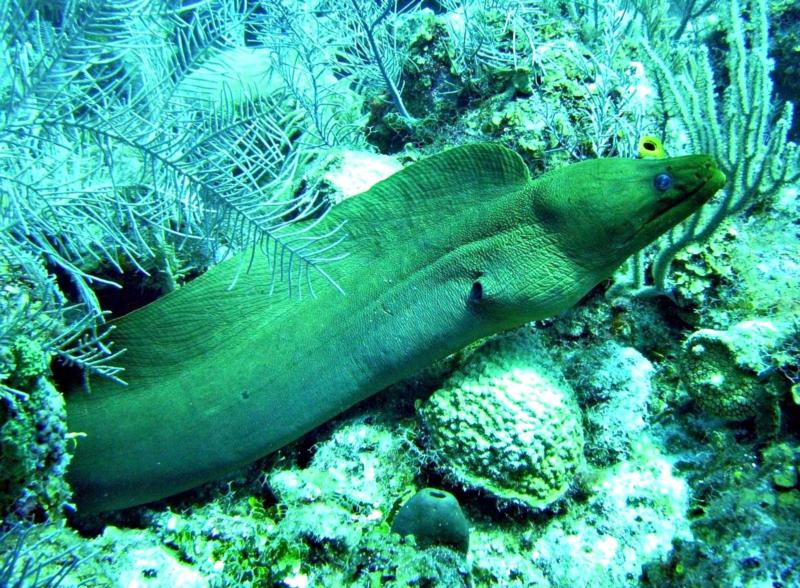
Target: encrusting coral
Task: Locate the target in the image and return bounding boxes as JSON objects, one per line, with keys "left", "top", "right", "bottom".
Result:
{"left": 680, "top": 319, "right": 785, "bottom": 433}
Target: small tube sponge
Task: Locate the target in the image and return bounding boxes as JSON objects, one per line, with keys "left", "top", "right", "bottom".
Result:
{"left": 391, "top": 488, "right": 469, "bottom": 554}
{"left": 419, "top": 330, "right": 584, "bottom": 509}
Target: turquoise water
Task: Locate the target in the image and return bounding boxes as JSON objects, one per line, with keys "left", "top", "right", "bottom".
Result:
{"left": 1, "top": 0, "right": 798, "bottom": 586}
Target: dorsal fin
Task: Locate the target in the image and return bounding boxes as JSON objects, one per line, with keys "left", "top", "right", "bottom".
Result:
{"left": 327, "top": 143, "right": 532, "bottom": 253}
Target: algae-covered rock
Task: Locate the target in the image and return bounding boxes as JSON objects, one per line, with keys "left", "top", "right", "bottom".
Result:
{"left": 763, "top": 442, "right": 799, "bottom": 490}
{"left": 420, "top": 330, "right": 584, "bottom": 509}
{"left": 100, "top": 526, "right": 210, "bottom": 587}
{"left": 0, "top": 378, "right": 71, "bottom": 519}
{"left": 563, "top": 341, "right": 654, "bottom": 466}
{"left": 270, "top": 420, "right": 419, "bottom": 513}
{"left": 532, "top": 441, "right": 692, "bottom": 588}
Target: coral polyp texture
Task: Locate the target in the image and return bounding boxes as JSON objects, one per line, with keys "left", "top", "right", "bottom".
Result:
{"left": 420, "top": 330, "right": 584, "bottom": 509}
{"left": 680, "top": 320, "right": 784, "bottom": 426}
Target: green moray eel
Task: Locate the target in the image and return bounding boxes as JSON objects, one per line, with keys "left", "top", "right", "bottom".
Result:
{"left": 65, "top": 143, "right": 725, "bottom": 513}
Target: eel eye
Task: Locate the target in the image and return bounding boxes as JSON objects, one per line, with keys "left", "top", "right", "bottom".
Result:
{"left": 653, "top": 173, "right": 672, "bottom": 191}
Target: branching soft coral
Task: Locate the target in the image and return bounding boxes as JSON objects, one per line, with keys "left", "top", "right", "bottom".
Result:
{"left": 0, "top": 0, "right": 356, "bottom": 380}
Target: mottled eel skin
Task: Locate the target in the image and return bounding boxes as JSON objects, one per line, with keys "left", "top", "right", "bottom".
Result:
{"left": 65, "top": 144, "right": 725, "bottom": 513}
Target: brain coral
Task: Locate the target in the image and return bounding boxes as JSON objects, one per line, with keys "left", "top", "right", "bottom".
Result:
{"left": 419, "top": 330, "right": 584, "bottom": 509}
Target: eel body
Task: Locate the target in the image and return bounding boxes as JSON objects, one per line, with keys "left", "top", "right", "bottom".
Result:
{"left": 65, "top": 144, "right": 725, "bottom": 512}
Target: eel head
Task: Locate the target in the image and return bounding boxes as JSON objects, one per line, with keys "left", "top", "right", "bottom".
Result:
{"left": 531, "top": 153, "right": 726, "bottom": 275}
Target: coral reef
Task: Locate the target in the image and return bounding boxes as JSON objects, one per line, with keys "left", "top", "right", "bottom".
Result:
{"left": 462, "top": 437, "right": 691, "bottom": 587}
{"left": 528, "top": 442, "right": 691, "bottom": 588}
{"left": 145, "top": 417, "right": 443, "bottom": 586}
{"left": 645, "top": 426, "right": 800, "bottom": 587}
{"left": 0, "top": 523, "right": 88, "bottom": 587}
{"left": 0, "top": 0, "right": 797, "bottom": 585}
{"left": 420, "top": 330, "right": 584, "bottom": 510}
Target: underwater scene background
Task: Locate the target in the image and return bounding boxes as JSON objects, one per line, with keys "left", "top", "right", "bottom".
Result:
{"left": 1, "top": 0, "right": 799, "bottom": 586}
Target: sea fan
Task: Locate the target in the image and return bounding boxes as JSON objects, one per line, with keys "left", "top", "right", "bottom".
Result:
{"left": 0, "top": 523, "right": 88, "bottom": 587}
